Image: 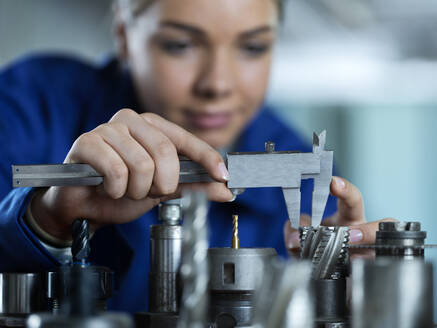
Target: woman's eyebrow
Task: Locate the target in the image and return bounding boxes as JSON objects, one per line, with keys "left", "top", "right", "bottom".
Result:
{"left": 159, "top": 20, "right": 205, "bottom": 36}
{"left": 239, "top": 26, "right": 274, "bottom": 38}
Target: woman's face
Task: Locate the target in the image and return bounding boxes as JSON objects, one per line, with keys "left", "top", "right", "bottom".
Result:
{"left": 122, "top": 0, "right": 278, "bottom": 148}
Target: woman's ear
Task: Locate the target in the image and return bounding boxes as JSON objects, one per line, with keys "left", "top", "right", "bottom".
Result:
{"left": 112, "top": 3, "right": 129, "bottom": 61}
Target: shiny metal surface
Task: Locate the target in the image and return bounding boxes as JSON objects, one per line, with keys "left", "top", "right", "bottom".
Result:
{"left": 253, "top": 260, "right": 314, "bottom": 328}
{"left": 300, "top": 226, "right": 349, "bottom": 280}
{"left": 178, "top": 191, "right": 209, "bottom": 328}
{"left": 208, "top": 248, "right": 277, "bottom": 292}
{"left": 148, "top": 225, "right": 183, "bottom": 313}
{"left": 352, "top": 259, "right": 433, "bottom": 328}
{"left": 0, "top": 273, "right": 45, "bottom": 315}
{"left": 12, "top": 158, "right": 213, "bottom": 188}
{"left": 26, "top": 312, "right": 133, "bottom": 328}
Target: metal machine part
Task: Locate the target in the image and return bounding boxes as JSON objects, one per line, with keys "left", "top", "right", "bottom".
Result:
{"left": 178, "top": 191, "right": 209, "bottom": 328}
{"left": 26, "top": 313, "right": 133, "bottom": 328}
{"left": 26, "top": 266, "right": 132, "bottom": 328}
{"left": 148, "top": 224, "right": 182, "bottom": 313}
{"left": 352, "top": 259, "right": 434, "bottom": 328}
{"left": 300, "top": 226, "right": 350, "bottom": 328}
{"left": 136, "top": 200, "right": 183, "bottom": 328}
{"left": 208, "top": 248, "right": 277, "bottom": 327}
{"left": 227, "top": 131, "right": 333, "bottom": 228}
{"left": 54, "top": 266, "right": 113, "bottom": 313}
{"left": 375, "top": 221, "right": 426, "bottom": 259}
{"left": 0, "top": 273, "right": 46, "bottom": 328}
{"left": 252, "top": 260, "right": 314, "bottom": 328}
{"left": 12, "top": 157, "right": 213, "bottom": 188}
{"left": 231, "top": 215, "right": 239, "bottom": 249}
{"left": 300, "top": 226, "right": 349, "bottom": 280}
{"left": 13, "top": 131, "right": 334, "bottom": 230}
{"left": 71, "top": 219, "right": 90, "bottom": 265}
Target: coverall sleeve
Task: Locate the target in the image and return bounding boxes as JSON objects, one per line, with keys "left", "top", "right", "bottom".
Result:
{"left": 0, "top": 61, "right": 61, "bottom": 272}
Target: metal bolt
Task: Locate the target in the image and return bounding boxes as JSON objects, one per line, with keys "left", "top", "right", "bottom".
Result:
{"left": 265, "top": 141, "right": 275, "bottom": 153}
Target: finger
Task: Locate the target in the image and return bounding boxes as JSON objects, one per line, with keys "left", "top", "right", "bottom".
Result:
{"left": 331, "top": 176, "right": 365, "bottom": 225}
{"left": 348, "top": 218, "right": 397, "bottom": 244}
{"left": 283, "top": 214, "right": 311, "bottom": 257}
{"left": 156, "top": 182, "right": 234, "bottom": 203}
{"left": 321, "top": 213, "right": 339, "bottom": 226}
{"left": 110, "top": 109, "right": 179, "bottom": 196}
{"left": 66, "top": 132, "right": 128, "bottom": 199}
{"left": 141, "top": 112, "right": 229, "bottom": 183}
{"left": 95, "top": 123, "right": 154, "bottom": 200}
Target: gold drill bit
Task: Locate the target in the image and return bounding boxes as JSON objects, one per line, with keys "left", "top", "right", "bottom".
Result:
{"left": 231, "top": 215, "right": 240, "bottom": 249}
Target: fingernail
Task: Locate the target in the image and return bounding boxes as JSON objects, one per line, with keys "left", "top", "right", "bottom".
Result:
{"left": 218, "top": 162, "right": 230, "bottom": 181}
{"left": 333, "top": 176, "right": 346, "bottom": 190}
{"left": 287, "top": 231, "right": 301, "bottom": 249}
{"left": 349, "top": 229, "right": 363, "bottom": 243}
{"left": 228, "top": 194, "right": 237, "bottom": 202}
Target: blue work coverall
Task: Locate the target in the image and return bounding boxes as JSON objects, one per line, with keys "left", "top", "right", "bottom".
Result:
{"left": 0, "top": 55, "right": 337, "bottom": 313}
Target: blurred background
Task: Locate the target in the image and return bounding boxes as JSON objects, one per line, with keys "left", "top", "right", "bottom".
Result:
{"left": 1, "top": 0, "right": 437, "bottom": 313}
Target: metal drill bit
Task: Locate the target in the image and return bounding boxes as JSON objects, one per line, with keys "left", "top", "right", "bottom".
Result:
{"left": 71, "top": 219, "right": 90, "bottom": 266}
{"left": 231, "top": 215, "right": 240, "bottom": 249}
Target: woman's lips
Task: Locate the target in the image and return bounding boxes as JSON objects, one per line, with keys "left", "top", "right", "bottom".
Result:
{"left": 186, "top": 111, "right": 232, "bottom": 129}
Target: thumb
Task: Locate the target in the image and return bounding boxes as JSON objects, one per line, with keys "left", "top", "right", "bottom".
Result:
{"left": 348, "top": 218, "right": 397, "bottom": 244}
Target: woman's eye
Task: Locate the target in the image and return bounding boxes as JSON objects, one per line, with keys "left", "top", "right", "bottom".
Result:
{"left": 241, "top": 43, "right": 270, "bottom": 57}
{"left": 159, "top": 40, "right": 192, "bottom": 55}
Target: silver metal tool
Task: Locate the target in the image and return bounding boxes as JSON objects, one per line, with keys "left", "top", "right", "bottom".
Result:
{"left": 226, "top": 130, "right": 333, "bottom": 228}
{"left": 352, "top": 259, "right": 434, "bottom": 328}
{"left": 12, "top": 131, "right": 333, "bottom": 228}
{"left": 12, "top": 157, "right": 213, "bottom": 188}
{"left": 178, "top": 191, "right": 209, "bottom": 328}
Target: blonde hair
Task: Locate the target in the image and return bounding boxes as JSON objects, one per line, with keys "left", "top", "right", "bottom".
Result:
{"left": 116, "top": 0, "right": 285, "bottom": 21}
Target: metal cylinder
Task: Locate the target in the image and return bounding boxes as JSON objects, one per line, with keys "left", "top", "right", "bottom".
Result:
{"left": 26, "top": 312, "right": 133, "bottom": 328}
{"left": 208, "top": 248, "right": 277, "bottom": 327}
{"left": 376, "top": 221, "right": 426, "bottom": 259}
{"left": 148, "top": 225, "right": 183, "bottom": 313}
{"left": 314, "top": 279, "right": 347, "bottom": 326}
{"left": 0, "top": 273, "right": 45, "bottom": 315}
{"left": 158, "top": 200, "right": 181, "bottom": 226}
{"left": 352, "top": 259, "right": 433, "bottom": 328}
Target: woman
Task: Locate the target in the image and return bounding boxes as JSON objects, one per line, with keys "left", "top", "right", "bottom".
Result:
{"left": 0, "top": 0, "right": 386, "bottom": 313}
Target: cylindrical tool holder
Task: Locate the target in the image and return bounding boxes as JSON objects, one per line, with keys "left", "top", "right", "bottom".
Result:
{"left": 314, "top": 279, "right": 347, "bottom": 327}
{"left": 148, "top": 225, "right": 183, "bottom": 313}
{"left": 352, "top": 259, "right": 433, "bottom": 328}
{"left": 376, "top": 221, "right": 426, "bottom": 259}
{"left": 0, "top": 273, "right": 46, "bottom": 328}
{"left": 208, "top": 248, "right": 277, "bottom": 327}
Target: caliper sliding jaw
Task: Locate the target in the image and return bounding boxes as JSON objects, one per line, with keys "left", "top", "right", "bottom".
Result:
{"left": 227, "top": 131, "right": 333, "bottom": 229}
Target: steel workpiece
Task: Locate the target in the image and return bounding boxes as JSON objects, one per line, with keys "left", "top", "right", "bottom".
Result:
{"left": 352, "top": 259, "right": 433, "bottom": 328}
{"left": 148, "top": 225, "right": 183, "bottom": 313}
{"left": 375, "top": 221, "right": 426, "bottom": 259}
{"left": 208, "top": 247, "right": 277, "bottom": 327}
{"left": 300, "top": 226, "right": 350, "bottom": 328}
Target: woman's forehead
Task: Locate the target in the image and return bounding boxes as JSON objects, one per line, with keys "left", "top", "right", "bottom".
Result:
{"left": 133, "top": 0, "right": 278, "bottom": 35}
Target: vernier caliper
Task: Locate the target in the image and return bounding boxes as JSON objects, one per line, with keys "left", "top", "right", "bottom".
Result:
{"left": 12, "top": 131, "right": 333, "bottom": 228}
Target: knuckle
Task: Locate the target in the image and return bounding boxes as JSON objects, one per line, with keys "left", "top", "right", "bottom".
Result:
{"left": 74, "top": 132, "right": 98, "bottom": 148}
{"left": 112, "top": 108, "right": 137, "bottom": 121}
{"left": 133, "top": 155, "right": 155, "bottom": 175}
{"left": 141, "top": 112, "right": 160, "bottom": 123}
{"left": 108, "top": 161, "right": 128, "bottom": 183}
{"left": 108, "top": 122, "right": 128, "bottom": 134}
{"left": 155, "top": 139, "right": 176, "bottom": 159}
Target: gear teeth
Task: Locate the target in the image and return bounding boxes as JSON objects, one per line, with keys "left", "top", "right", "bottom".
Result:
{"left": 300, "top": 226, "right": 350, "bottom": 279}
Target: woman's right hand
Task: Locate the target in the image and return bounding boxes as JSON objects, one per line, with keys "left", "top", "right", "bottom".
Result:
{"left": 31, "top": 108, "right": 234, "bottom": 241}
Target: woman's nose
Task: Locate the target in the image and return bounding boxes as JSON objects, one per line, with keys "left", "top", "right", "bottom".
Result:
{"left": 193, "top": 49, "right": 235, "bottom": 100}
